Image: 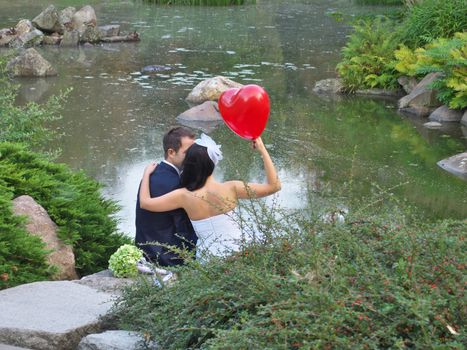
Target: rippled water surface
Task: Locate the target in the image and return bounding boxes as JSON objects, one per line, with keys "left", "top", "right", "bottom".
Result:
{"left": 1, "top": 0, "right": 466, "bottom": 235}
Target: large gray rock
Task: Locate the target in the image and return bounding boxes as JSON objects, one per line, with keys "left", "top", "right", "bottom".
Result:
{"left": 71, "top": 6, "right": 97, "bottom": 34}
{"left": 177, "top": 101, "right": 222, "bottom": 121}
{"left": 428, "top": 105, "right": 464, "bottom": 122}
{"left": 80, "top": 25, "right": 101, "bottom": 44}
{"left": 461, "top": 110, "right": 467, "bottom": 127}
{"left": 56, "top": 7, "right": 77, "bottom": 34}
{"left": 42, "top": 33, "right": 62, "bottom": 45}
{"left": 0, "top": 28, "right": 17, "bottom": 46}
{"left": 397, "top": 76, "right": 418, "bottom": 94}
{"left": 437, "top": 152, "right": 467, "bottom": 180}
{"left": 398, "top": 72, "right": 443, "bottom": 117}
{"left": 9, "top": 29, "right": 44, "bottom": 48}
{"left": 77, "top": 330, "right": 156, "bottom": 350}
{"left": 312, "top": 78, "right": 344, "bottom": 94}
{"left": 98, "top": 25, "right": 120, "bottom": 38}
{"left": 61, "top": 30, "right": 79, "bottom": 47}
{"left": 186, "top": 76, "right": 243, "bottom": 104}
{"left": 14, "top": 20, "right": 34, "bottom": 36}
{"left": 12, "top": 195, "right": 78, "bottom": 280}
{"left": 0, "top": 281, "right": 114, "bottom": 350}
{"left": 7, "top": 48, "right": 57, "bottom": 77}
{"left": 32, "top": 5, "right": 60, "bottom": 33}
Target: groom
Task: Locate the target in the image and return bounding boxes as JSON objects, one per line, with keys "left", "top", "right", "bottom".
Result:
{"left": 135, "top": 126, "right": 197, "bottom": 266}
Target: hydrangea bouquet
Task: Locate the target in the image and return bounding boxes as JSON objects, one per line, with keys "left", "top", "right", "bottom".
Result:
{"left": 108, "top": 244, "right": 143, "bottom": 278}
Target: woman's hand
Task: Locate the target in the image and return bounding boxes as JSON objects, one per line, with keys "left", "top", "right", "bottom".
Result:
{"left": 252, "top": 137, "right": 266, "bottom": 153}
{"left": 144, "top": 162, "right": 158, "bottom": 177}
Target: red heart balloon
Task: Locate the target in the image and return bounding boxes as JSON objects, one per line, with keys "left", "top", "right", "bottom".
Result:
{"left": 218, "top": 84, "right": 270, "bottom": 140}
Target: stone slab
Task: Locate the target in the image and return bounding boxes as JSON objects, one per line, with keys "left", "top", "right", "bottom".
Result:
{"left": 0, "top": 281, "right": 114, "bottom": 350}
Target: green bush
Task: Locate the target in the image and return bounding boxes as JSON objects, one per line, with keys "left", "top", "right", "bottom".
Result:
{"left": 0, "top": 143, "right": 131, "bottom": 281}
{"left": 395, "top": 32, "right": 467, "bottom": 109}
{"left": 336, "top": 17, "right": 400, "bottom": 92}
{"left": 400, "top": 0, "right": 467, "bottom": 48}
{"left": 112, "top": 206, "right": 466, "bottom": 349}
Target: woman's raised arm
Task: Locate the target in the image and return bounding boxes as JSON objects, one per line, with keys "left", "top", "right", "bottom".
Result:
{"left": 139, "top": 163, "right": 185, "bottom": 212}
{"left": 232, "top": 137, "right": 281, "bottom": 199}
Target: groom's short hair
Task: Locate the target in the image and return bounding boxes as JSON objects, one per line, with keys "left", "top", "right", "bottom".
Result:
{"left": 163, "top": 126, "right": 195, "bottom": 158}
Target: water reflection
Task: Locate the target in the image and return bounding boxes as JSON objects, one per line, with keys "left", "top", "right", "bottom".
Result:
{"left": 1, "top": 0, "right": 465, "bottom": 236}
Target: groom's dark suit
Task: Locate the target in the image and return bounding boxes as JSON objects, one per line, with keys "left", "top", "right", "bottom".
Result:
{"left": 135, "top": 161, "right": 197, "bottom": 266}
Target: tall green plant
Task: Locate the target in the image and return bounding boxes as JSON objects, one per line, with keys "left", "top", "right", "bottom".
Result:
{"left": 336, "top": 17, "right": 400, "bottom": 92}
{"left": 395, "top": 32, "right": 467, "bottom": 109}
{"left": 0, "top": 143, "right": 131, "bottom": 277}
{"left": 400, "top": 0, "right": 467, "bottom": 48}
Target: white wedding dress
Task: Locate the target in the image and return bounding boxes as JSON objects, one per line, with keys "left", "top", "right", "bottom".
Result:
{"left": 190, "top": 210, "right": 244, "bottom": 257}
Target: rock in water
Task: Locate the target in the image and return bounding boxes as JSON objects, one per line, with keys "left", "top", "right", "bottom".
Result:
{"left": 186, "top": 76, "right": 243, "bottom": 104}
{"left": 177, "top": 101, "right": 222, "bottom": 122}
{"left": 437, "top": 152, "right": 467, "bottom": 180}
{"left": 7, "top": 48, "right": 57, "bottom": 77}
{"left": 32, "top": 5, "right": 60, "bottom": 33}
{"left": 141, "top": 65, "right": 171, "bottom": 73}
{"left": 71, "top": 5, "right": 97, "bottom": 34}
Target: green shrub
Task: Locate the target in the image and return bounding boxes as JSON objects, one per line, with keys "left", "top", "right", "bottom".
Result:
{"left": 0, "top": 143, "right": 131, "bottom": 280}
{"left": 336, "top": 17, "right": 400, "bottom": 92}
{"left": 400, "top": 0, "right": 467, "bottom": 48}
{"left": 112, "top": 205, "right": 466, "bottom": 349}
{"left": 395, "top": 32, "right": 467, "bottom": 109}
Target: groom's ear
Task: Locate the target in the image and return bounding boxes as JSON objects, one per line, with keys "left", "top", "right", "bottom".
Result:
{"left": 167, "top": 148, "right": 176, "bottom": 157}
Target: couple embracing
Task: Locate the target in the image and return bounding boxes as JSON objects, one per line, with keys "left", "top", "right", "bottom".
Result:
{"left": 135, "top": 126, "right": 281, "bottom": 266}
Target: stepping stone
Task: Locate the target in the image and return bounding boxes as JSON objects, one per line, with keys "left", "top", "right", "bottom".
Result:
{"left": 0, "top": 281, "right": 114, "bottom": 350}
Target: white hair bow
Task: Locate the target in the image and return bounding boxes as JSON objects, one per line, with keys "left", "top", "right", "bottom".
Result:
{"left": 195, "top": 133, "right": 223, "bottom": 165}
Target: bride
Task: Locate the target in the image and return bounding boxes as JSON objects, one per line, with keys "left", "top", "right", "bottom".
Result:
{"left": 139, "top": 134, "right": 281, "bottom": 257}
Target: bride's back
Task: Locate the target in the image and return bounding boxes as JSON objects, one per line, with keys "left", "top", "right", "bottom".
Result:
{"left": 180, "top": 179, "right": 237, "bottom": 220}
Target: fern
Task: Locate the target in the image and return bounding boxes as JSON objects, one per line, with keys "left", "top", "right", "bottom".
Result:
{"left": 337, "top": 17, "right": 400, "bottom": 92}
{"left": 394, "top": 32, "right": 467, "bottom": 109}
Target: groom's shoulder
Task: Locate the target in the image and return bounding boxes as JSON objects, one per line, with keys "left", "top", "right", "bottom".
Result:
{"left": 150, "top": 163, "right": 179, "bottom": 188}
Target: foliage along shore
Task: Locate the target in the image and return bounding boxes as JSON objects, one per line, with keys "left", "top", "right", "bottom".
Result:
{"left": 336, "top": 0, "right": 466, "bottom": 110}
{"left": 0, "top": 56, "right": 130, "bottom": 289}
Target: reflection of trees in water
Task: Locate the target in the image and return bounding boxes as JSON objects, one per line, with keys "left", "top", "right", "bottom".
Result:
{"left": 268, "top": 95, "right": 467, "bottom": 219}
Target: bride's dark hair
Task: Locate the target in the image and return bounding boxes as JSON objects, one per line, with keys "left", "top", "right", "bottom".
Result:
{"left": 180, "top": 144, "right": 214, "bottom": 191}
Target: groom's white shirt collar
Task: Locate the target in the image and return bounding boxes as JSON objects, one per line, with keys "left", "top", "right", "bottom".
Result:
{"left": 162, "top": 160, "right": 181, "bottom": 176}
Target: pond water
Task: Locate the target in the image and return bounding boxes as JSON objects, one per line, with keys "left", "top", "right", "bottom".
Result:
{"left": 1, "top": 0, "right": 466, "bottom": 235}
